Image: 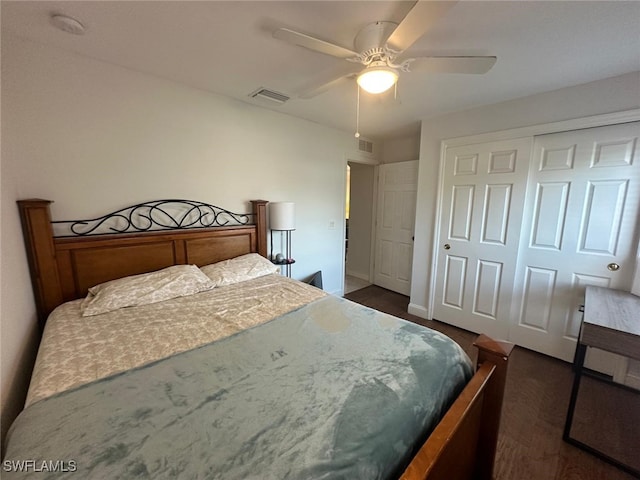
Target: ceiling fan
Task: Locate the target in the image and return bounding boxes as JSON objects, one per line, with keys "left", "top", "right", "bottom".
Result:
{"left": 273, "top": 0, "right": 496, "bottom": 98}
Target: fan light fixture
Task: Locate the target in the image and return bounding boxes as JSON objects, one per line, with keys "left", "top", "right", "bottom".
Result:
{"left": 357, "top": 64, "right": 398, "bottom": 94}
{"left": 354, "top": 63, "right": 399, "bottom": 138}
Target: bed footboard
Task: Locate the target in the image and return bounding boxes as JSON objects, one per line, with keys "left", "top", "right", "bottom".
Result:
{"left": 401, "top": 334, "right": 514, "bottom": 480}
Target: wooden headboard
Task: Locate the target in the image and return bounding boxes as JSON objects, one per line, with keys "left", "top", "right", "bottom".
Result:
{"left": 17, "top": 199, "right": 268, "bottom": 330}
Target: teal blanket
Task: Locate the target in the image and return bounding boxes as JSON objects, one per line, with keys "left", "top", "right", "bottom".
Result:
{"left": 4, "top": 296, "right": 472, "bottom": 479}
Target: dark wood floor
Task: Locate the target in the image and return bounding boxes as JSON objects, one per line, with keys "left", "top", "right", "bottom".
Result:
{"left": 344, "top": 285, "right": 638, "bottom": 480}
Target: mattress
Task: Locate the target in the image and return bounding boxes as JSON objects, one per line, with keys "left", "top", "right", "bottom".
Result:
{"left": 6, "top": 293, "right": 473, "bottom": 479}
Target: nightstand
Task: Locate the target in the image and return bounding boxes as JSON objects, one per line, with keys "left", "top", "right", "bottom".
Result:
{"left": 272, "top": 258, "right": 295, "bottom": 278}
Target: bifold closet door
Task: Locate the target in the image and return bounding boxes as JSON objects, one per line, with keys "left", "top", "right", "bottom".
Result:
{"left": 510, "top": 122, "right": 640, "bottom": 364}
{"left": 433, "top": 138, "right": 532, "bottom": 339}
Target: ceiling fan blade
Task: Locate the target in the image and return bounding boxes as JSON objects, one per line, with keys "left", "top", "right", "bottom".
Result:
{"left": 409, "top": 56, "right": 497, "bottom": 74}
{"left": 273, "top": 28, "right": 358, "bottom": 59}
{"left": 386, "top": 1, "right": 458, "bottom": 52}
{"left": 297, "top": 62, "right": 363, "bottom": 99}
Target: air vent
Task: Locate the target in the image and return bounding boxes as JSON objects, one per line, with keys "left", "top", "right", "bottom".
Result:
{"left": 358, "top": 138, "right": 374, "bottom": 154}
{"left": 249, "top": 88, "right": 290, "bottom": 105}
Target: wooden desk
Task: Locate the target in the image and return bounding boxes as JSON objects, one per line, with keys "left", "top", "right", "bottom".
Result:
{"left": 563, "top": 286, "right": 640, "bottom": 478}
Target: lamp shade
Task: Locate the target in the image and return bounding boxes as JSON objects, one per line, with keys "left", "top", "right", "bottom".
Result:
{"left": 357, "top": 66, "right": 398, "bottom": 94}
{"left": 270, "top": 202, "right": 295, "bottom": 230}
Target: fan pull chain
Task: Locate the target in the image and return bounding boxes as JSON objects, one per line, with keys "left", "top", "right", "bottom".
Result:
{"left": 355, "top": 84, "right": 360, "bottom": 138}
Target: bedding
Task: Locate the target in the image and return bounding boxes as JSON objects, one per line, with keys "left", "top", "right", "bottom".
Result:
{"left": 5, "top": 294, "right": 473, "bottom": 479}
{"left": 200, "top": 252, "right": 281, "bottom": 287}
{"left": 80, "top": 264, "right": 215, "bottom": 316}
{"left": 26, "top": 274, "right": 325, "bottom": 406}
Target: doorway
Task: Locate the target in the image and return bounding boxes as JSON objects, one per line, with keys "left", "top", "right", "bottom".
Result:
{"left": 345, "top": 162, "right": 374, "bottom": 294}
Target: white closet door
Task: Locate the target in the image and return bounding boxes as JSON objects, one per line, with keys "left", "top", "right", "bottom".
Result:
{"left": 433, "top": 138, "right": 532, "bottom": 339}
{"left": 510, "top": 122, "right": 640, "bottom": 364}
{"left": 374, "top": 161, "right": 418, "bottom": 296}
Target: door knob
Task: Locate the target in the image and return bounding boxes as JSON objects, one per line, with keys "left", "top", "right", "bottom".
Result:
{"left": 444, "top": 244, "right": 451, "bottom": 250}
{"left": 607, "top": 263, "right": 620, "bottom": 271}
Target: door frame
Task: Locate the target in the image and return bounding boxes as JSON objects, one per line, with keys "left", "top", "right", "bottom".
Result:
{"left": 342, "top": 154, "right": 380, "bottom": 295}
{"left": 429, "top": 108, "right": 640, "bottom": 319}
{"left": 345, "top": 160, "right": 379, "bottom": 284}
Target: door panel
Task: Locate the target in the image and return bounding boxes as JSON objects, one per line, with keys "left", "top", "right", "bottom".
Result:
{"left": 379, "top": 240, "right": 393, "bottom": 277}
{"left": 443, "top": 255, "right": 467, "bottom": 309}
{"left": 450, "top": 185, "right": 474, "bottom": 240}
{"left": 579, "top": 180, "right": 627, "bottom": 254}
{"left": 373, "top": 161, "right": 418, "bottom": 295}
{"left": 481, "top": 184, "right": 511, "bottom": 245}
{"left": 531, "top": 182, "right": 570, "bottom": 250}
{"left": 433, "top": 138, "right": 532, "bottom": 339}
{"left": 473, "top": 260, "right": 502, "bottom": 318}
{"left": 510, "top": 122, "right": 640, "bottom": 365}
{"left": 519, "top": 266, "right": 556, "bottom": 331}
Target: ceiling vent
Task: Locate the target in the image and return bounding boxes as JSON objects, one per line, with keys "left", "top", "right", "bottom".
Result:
{"left": 249, "top": 88, "right": 290, "bottom": 105}
{"left": 358, "top": 138, "right": 374, "bottom": 155}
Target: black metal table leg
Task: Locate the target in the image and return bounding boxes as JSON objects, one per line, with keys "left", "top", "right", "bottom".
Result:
{"left": 563, "top": 342, "right": 640, "bottom": 478}
{"left": 563, "top": 342, "right": 587, "bottom": 441}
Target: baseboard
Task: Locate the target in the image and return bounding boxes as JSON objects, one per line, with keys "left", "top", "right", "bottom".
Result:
{"left": 408, "top": 303, "right": 429, "bottom": 319}
{"left": 624, "top": 359, "right": 640, "bottom": 389}
{"left": 625, "top": 374, "right": 640, "bottom": 390}
{"left": 345, "top": 270, "right": 370, "bottom": 282}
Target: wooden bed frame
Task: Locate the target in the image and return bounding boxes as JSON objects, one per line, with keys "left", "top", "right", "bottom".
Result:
{"left": 17, "top": 198, "right": 513, "bottom": 480}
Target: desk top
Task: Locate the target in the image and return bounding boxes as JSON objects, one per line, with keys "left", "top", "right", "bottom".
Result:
{"left": 582, "top": 286, "right": 640, "bottom": 360}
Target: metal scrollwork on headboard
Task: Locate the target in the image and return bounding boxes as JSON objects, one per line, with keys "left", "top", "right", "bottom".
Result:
{"left": 52, "top": 199, "right": 253, "bottom": 237}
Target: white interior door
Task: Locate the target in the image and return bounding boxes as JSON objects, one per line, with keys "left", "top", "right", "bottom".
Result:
{"left": 433, "top": 138, "right": 532, "bottom": 339}
{"left": 510, "top": 122, "right": 640, "bottom": 365}
{"left": 373, "top": 161, "right": 418, "bottom": 296}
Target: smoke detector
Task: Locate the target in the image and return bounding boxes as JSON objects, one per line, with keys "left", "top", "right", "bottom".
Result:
{"left": 50, "top": 14, "right": 86, "bottom": 35}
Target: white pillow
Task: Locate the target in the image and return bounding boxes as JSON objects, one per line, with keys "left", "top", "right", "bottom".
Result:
{"left": 81, "top": 264, "right": 214, "bottom": 317}
{"left": 200, "top": 253, "right": 279, "bottom": 287}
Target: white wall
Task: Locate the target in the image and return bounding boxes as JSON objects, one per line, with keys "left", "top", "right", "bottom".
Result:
{"left": 381, "top": 135, "right": 420, "bottom": 164}
{"left": 0, "top": 36, "right": 371, "bottom": 449}
{"left": 409, "top": 71, "right": 640, "bottom": 317}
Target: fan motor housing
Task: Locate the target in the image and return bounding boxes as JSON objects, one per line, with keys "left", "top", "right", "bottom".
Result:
{"left": 354, "top": 21, "right": 397, "bottom": 53}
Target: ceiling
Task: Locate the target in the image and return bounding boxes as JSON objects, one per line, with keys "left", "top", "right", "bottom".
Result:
{"left": 3, "top": 1, "right": 640, "bottom": 139}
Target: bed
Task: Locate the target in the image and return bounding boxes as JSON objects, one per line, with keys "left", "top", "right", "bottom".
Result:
{"left": 5, "top": 198, "right": 514, "bottom": 479}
